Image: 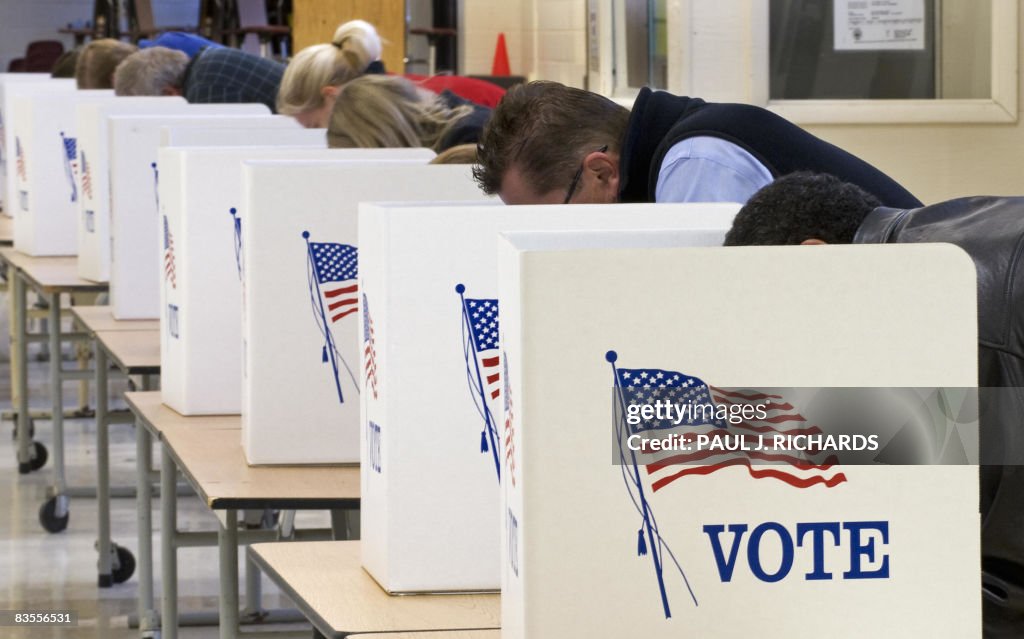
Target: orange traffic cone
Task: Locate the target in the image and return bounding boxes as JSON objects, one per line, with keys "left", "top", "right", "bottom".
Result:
{"left": 491, "top": 33, "right": 511, "bottom": 76}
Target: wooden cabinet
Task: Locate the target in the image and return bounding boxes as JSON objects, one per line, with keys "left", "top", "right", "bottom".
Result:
{"left": 292, "top": 0, "right": 406, "bottom": 73}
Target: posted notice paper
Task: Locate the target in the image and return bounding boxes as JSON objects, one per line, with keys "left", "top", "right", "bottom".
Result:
{"left": 834, "top": 0, "right": 926, "bottom": 51}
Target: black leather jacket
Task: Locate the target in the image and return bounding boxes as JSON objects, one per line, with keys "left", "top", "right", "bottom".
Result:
{"left": 856, "top": 196, "right": 1024, "bottom": 638}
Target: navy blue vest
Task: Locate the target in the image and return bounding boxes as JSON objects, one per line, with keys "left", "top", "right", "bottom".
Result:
{"left": 618, "top": 88, "right": 922, "bottom": 209}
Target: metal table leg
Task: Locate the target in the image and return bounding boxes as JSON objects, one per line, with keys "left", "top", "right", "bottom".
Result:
{"left": 136, "top": 422, "right": 158, "bottom": 637}
{"left": 241, "top": 552, "right": 265, "bottom": 622}
{"left": 39, "top": 292, "right": 70, "bottom": 532}
{"left": 96, "top": 344, "right": 112, "bottom": 585}
{"left": 14, "top": 270, "right": 32, "bottom": 473}
{"left": 219, "top": 509, "right": 240, "bottom": 639}
{"left": 161, "top": 446, "right": 178, "bottom": 639}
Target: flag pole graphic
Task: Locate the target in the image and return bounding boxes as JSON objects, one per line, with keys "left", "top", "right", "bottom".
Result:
{"left": 457, "top": 283, "right": 501, "bottom": 479}
{"left": 151, "top": 162, "right": 160, "bottom": 210}
{"left": 304, "top": 231, "right": 345, "bottom": 403}
{"left": 608, "top": 350, "right": 671, "bottom": 617}
{"left": 230, "top": 208, "right": 243, "bottom": 280}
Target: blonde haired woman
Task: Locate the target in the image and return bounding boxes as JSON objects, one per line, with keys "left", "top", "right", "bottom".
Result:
{"left": 277, "top": 19, "right": 383, "bottom": 127}
{"left": 327, "top": 74, "right": 491, "bottom": 154}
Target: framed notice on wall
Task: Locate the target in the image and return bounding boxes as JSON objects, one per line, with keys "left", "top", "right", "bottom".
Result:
{"left": 770, "top": 0, "right": 936, "bottom": 99}
{"left": 834, "top": 0, "right": 927, "bottom": 51}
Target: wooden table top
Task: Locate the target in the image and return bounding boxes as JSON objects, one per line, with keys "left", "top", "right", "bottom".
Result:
{"left": 250, "top": 541, "right": 500, "bottom": 638}
{"left": 126, "top": 391, "right": 239, "bottom": 437}
{"left": 0, "top": 248, "right": 107, "bottom": 294}
{"left": 125, "top": 391, "right": 359, "bottom": 510}
{"left": 0, "top": 216, "right": 12, "bottom": 245}
{"left": 95, "top": 329, "right": 161, "bottom": 375}
{"left": 72, "top": 306, "right": 160, "bottom": 336}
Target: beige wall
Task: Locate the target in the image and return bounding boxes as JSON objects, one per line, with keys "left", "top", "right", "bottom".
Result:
{"left": 463, "top": 0, "right": 587, "bottom": 86}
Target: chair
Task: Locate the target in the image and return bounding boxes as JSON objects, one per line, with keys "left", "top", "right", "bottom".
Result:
{"left": 232, "top": 0, "right": 290, "bottom": 58}
{"left": 23, "top": 41, "right": 65, "bottom": 72}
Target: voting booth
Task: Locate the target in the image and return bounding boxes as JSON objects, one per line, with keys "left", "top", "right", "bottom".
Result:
{"left": 158, "top": 147, "right": 436, "bottom": 417}
{"left": 76, "top": 101, "right": 293, "bottom": 282}
{"left": 496, "top": 238, "right": 981, "bottom": 638}
{"left": 241, "top": 161, "right": 487, "bottom": 466}
{"left": 356, "top": 203, "right": 740, "bottom": 593}
{"left": 0, "top": 73, "right": 54, "bottom": 215}
{"left": 160, "top": 124, "right": 324, "bottom": 148}
{"left": 11, "top": 89, "right": 113, "bottom": 255}
{"left": 106, "top": 108, "right": 275, "bottom": 319}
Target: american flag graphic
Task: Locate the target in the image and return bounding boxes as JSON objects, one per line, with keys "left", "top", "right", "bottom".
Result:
{"left": 502, "top": 359, "right": 516, "bottom": 487}
{"left": 607, "top": 351, "right": 848, "bottom": 620}
{"left": 15, "top": 136, "right": 26, "bottom": 182}
{"left": 80, "top": 149, "right": 93, "bottom": 200}
{"left": 615, "top": 366, "right": 846, "bottom": 491}
{"left": 466, "top": 298, "right": 501, "bottom": 400}
{"left": 303, "top": 231, "right": 360, "bottom": 405}
{"left": 60, "top": 132, "right": 78, "bottom": 203}
{"left": 457, "top": 284, "right": 501, "bottom": 479}
{"left": 363, "top": 292, "right": 378, "bottom": 399}
{"left": 163, "top": 216, "right": 177, "bottom": 289}
{"left": 309, "top": 242, "right": 359, "bottom": 321}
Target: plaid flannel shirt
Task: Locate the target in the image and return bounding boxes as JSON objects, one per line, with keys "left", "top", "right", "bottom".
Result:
{"left": 182, "top": 48, "right": 285, "bottom": 113}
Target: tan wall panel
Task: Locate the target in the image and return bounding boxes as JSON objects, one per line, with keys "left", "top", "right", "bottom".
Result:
{"left": 293, "top": 0, "right": 406, "bottom": 74}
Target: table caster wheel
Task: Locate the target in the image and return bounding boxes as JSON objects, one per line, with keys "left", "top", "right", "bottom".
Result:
{"left": 112, "top": 544, "right": 136, "bottom": 584}
{"left": 39, "top": 496, "right": 69, "bottom": 533}
{"left": 29, "top": 441, "right": 47, "bottom": 471}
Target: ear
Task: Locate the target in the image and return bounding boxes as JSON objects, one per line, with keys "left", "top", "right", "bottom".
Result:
{"left": 321, "top": 84, "right": 341, "bottom": 99}
{"left": 585, "top": 149, "right": 621, "bottom": 203}
{"left": 800, "top": 238, "right": 828, "bottom": 245}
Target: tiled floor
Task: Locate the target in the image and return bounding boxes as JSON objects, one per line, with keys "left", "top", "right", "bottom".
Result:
{"left": 0, "top": 349, "right": 322, "bottom": 638}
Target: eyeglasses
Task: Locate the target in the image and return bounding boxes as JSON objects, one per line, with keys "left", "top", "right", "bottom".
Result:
{"left": 563, "top": 145, "right": 609, "bottom": 204}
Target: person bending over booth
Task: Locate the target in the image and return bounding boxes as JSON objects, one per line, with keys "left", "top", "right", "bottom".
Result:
{"left": 113, "top": 46, "right": 284, "bottom": 113}
{"left": 326, "top": 74, "right": 490, "bottom": 154}
{"left": 138, "top": 31, "right": 223, "bottom": 58}
{"left": 278, "top": 19, "right": 505, "bottom": 128}
{"left": 725, "top": 171, "right": 1024, "bottom": 639}
{"left": 473, "top": 81, "right": 921, "bottom": 208}
{"left": 76, "top": 38, "right": 137, "bottom": 89}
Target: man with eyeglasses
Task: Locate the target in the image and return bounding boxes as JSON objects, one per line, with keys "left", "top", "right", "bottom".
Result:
{"left": 473, "top": 81, "right": 921, "bottom": 209}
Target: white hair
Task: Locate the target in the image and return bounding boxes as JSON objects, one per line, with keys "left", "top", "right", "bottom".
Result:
{"left": 113, "top": 47, "right": 189, "bottom": 96}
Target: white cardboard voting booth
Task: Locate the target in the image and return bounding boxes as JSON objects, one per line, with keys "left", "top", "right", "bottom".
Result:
{"left": 241, "top": 162, "right": 484, "bottom": 466}
{"left": 11, "top": 89, "right": 114, "bottom": 255}
{"left": 107, "top": 108, "right": 273, "bottom": 319}
{"left": 496, "top": 238, "right": 981, "bottom": 639}
{"left": 0, "top": 73, "right": 54, "bottom": 214}
{"left": 160, "top": 123, "right": 322, "bottom": 148}
{"left": 356, "top": 202, "right": 740, "bottom": 594}
{"left": 76, "top": 97, "right": 195, "bottom": 281}
{"left": 159, "top": 147, "right": 434, "bottom": 417}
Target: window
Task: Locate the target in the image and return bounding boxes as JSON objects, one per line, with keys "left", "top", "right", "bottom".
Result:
{"left": 759, "top": 0, "right": 1016, "bottom": 123}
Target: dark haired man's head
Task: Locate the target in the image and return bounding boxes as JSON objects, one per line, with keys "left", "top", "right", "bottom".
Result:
{"left": 724, "top": 172, "right": 881, "bottom": 246}
{"left": 473, "top": 81, "right": 630, "bottom": 205}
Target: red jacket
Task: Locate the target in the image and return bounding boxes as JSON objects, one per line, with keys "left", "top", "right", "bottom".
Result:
{"left": 405, "top": 74, "right": 505, "bottom": 109}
